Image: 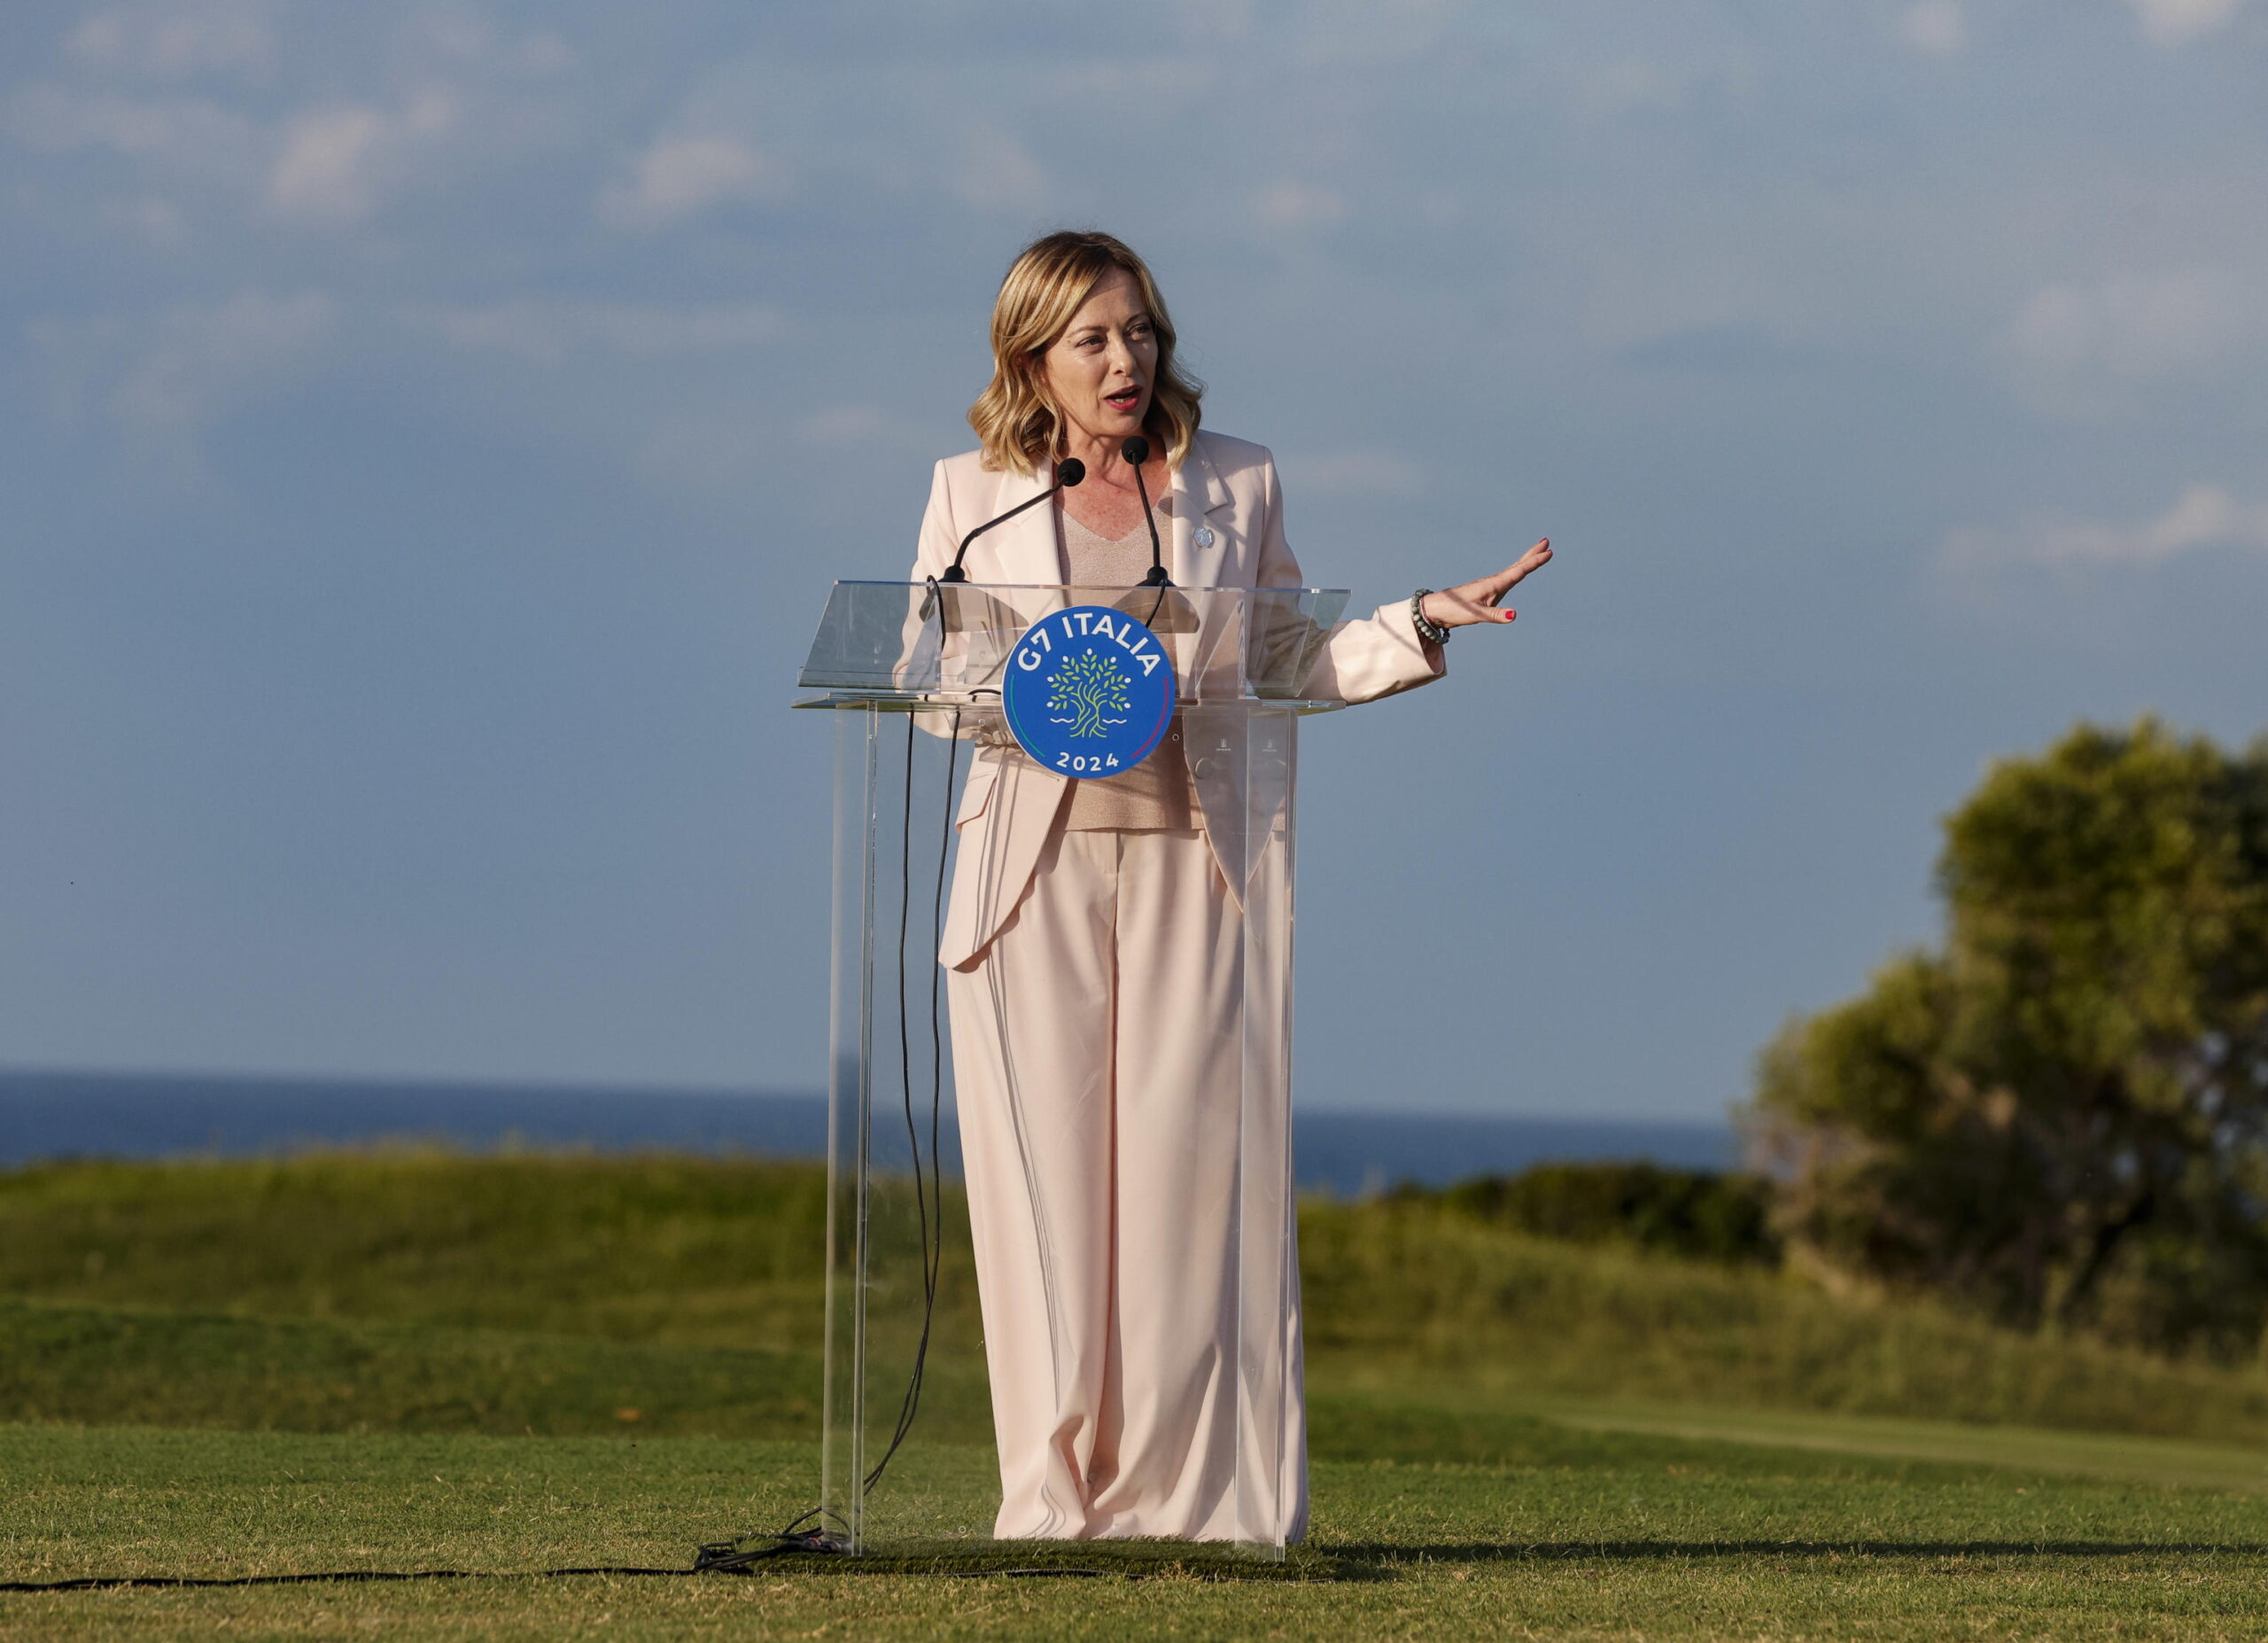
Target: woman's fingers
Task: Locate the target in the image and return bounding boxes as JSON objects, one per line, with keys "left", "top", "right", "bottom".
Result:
{"left": 1500, "top": 538, "right": 1552, "bottom": 593}
{"left": 1472, "top": 540, "right": 1551, "bottom": 602}
{"left": 1424, "top": 540, "right": 1551, "bottom": 631}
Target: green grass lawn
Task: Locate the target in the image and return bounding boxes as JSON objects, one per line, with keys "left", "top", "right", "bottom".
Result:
{"left": 5, "top": 1152, "right": 2268, "bottom": 1639}
{"left": 8, "top": 1417, "right": 2267, "bottom": 1639}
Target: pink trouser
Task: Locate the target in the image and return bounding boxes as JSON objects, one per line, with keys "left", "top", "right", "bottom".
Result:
{"left": 946, "top": 826, "right": 1307, "bottom": 1542}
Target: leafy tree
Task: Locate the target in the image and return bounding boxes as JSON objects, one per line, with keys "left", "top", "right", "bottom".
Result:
{"left": 1745, "top": 719, "right": 2268, "bottom": 1357}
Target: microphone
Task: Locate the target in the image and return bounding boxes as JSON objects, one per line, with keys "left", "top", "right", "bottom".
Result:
{"left": 1122, "top": 436, "right": 1170, "bottom": 587}
{"left": 938, "top": 457, "right": 1085, "bottom": 583}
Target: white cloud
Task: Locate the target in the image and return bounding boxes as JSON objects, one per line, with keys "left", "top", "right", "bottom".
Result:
{"left": 635, "top": 404, "right": 940, "bottom": 496}
{"left": 2001, "top": 267, "right": 2258, "bottom": 412}
{"left": 1169, "top": 0, "right": 1257, "bottom": 44}
{"left": 634, "top": 412, "right": 768, "bottom": 493}
{"left": 269, "top": 106, "right": 388, "bottom": 218}
{"left": 951, "top": 127, "right": 1050, "bottom": 214}
{"left": 1277, "top": 448, "right": 1424, "bottom": 499}
{"left": 1287, "top": 0, "right": 1462, "bottom": 66}
{"left": 415, "top": 300, "right": 784, "bottom": 365}
{"left": 2122, "top": 0, "right": 2246, "bottom": 44}
{"left": 1045, "top": 57, "right": 1212, "bottom": 105}
{"left": 1940, "top": 484, "right": 2268, "bottom": 571}
{"left": 2008, "top": 269, "right": 2245, "bottom": 375}
{"left": 267, "top": 92, "right": 455, "bottom": 222}
{"left": 101, "top": 195, "right": 190, "bottom": 245}
{"left": 514, "top": 34, "right": 576, "bottom": 76}
{"left": 120, "top": 291, "right": 335, "bottom": 427}
{"left": 1575, "top": 58, "right": 1694, "bottom": 117}
{"left": 30, "top": 290, "right": 335, "bottom": 437}
{"left": 7, "top": 82, "right": 260, "bottom": 183}
{"left": 791, "top": 404, "right": 939, "bottom": 456}
{"left": 1253, "top": 182, "right": 1348, "bottom": 230}
{"left": 404, "top": 13, "right": 575, "bottom": 76}
{"left": 66, "top": 4, "right": 276, "bottom": 81}
{"left": 597, "top": 136, "right": 784, "bottom": 231}
{"left": 1897, "top": 0, "right": 1967, "bottom": 55}
{"left": 801, "top": 407, "right": 889, "bottom": 444}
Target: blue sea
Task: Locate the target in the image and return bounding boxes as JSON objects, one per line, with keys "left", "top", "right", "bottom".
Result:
{"left": 0, "top": 1070, "right": 1736, "bottom": 1195}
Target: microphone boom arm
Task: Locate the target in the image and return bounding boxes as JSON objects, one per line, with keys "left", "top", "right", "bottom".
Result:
{"left": 938, "top": 458, "right": 1086, "bottom": 583}
{"left": 1122, "top": 437, "right": 1170, "bottom": 588}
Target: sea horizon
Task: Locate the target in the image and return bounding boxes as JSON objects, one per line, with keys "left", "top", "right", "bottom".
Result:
{"left": 0, "top": 1067, "right": 1739, "bottom": 1196}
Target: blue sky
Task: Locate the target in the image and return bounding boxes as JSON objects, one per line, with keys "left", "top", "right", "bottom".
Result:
{"left": 5, "top": 0, "right": 2265, "bottom": 1120}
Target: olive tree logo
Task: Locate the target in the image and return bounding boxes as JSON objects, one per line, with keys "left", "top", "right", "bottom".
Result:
{"left": 1004, "top": 604, "right": 1173, "bottom": 777}
{"left": 1045, "top": 650, "right": 1130, "bottom": 739}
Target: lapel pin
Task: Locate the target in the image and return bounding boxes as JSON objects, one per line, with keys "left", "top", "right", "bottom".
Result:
{"left": 1192, "top": 525, "right": 1216, "bottom": 549}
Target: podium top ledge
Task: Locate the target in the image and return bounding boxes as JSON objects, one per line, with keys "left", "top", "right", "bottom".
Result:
{"left": 796, "top": 580, "right": 1353, "bottom": 702}
{"left": 825, "top": 579, "right": 1351, "bottom": 593}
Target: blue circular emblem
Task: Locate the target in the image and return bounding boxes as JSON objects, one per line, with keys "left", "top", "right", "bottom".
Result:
{"left": 1002, "top": 604, "right": 1177, "bottom": 778}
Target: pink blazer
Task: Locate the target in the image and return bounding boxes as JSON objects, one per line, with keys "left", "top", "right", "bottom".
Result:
{"left": 913, "top": 429, "right": 1446, "bottom": 969}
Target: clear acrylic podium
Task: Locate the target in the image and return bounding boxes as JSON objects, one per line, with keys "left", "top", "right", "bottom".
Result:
{"left": 795, "top": 581, "right": 1348, "bottom": 1561}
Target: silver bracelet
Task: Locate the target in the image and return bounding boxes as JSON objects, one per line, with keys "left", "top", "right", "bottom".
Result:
{"left": 1410, "top": 589, "right": 1451, "bottom": 646}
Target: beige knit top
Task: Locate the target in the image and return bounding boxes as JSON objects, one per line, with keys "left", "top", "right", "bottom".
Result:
{"left": 1057, "top": 501, "right": 1195, "bottom": 831}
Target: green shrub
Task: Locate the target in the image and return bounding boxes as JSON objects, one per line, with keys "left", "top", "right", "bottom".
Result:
{"left": 1394, "top": 1162, "right": 1781, "bottom": 1267}
{"left": 8, "top": 1154, "right": 2268, "bottom": 1444}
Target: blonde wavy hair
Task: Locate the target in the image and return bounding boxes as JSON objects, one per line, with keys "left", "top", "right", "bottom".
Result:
{"left": 968, "top": 230, "right": 1204, "bottom": 476}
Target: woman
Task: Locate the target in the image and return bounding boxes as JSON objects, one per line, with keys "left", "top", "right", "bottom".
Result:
{"left": 912, "top": 231, "right": 1551, "bottom": 1542}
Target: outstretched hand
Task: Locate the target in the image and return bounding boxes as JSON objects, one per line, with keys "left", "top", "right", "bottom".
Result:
{"left": 1420, "top": 539, "right": 1553, "bottom": 631}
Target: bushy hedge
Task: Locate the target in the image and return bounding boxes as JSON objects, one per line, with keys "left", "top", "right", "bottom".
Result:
{"left": 1392, "top": 1162, "right": 1781, "bottom": 1268}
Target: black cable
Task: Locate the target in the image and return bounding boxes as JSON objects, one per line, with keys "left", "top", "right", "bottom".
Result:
{"left": 862, "top": 712, "right": 936, "bottom": 1494}
{"left": 691, "top": 687, "right": 963, "bottom": 1559}
{"left": 2, "top": 1550, "right": 1107, "bottom": 1592}
{"left": 853, "top": 642, "right": 961, "bottom": 1502}
{"left": 1, "top": 1572, "right": 551, "bottom": 1592}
